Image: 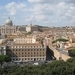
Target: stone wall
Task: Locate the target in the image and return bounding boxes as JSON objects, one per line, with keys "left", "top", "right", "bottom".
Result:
{"left": 49, "top": 45, "right": 71, "bottom": 61}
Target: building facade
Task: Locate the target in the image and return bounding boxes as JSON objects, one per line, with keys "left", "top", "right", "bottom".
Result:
{"left": 26, "top": 25, "right": 38, "bottom": 32}
{"left": 0, "top": 39, "right": 6, "bottom": 55}
{"left": 6, "top": 36, "right": 47, "bottom": 62}
{"left": 0, "top": 17, "right": 17, "bottom": 35}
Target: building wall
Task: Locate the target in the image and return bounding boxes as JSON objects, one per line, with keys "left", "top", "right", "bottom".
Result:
{"left": 0, "top": 45, "right": 6, "bottom": 55}
{"left": 0, "top": 25, "right": 17, "bottom": 35}
{"left": 49, "top": 45, "right": 71, "bottom": 61}
{"left": 14, "top": 37, "right": 37, "bottom": 44}
{"left": 26, "top": 25, "right": 38, "bottom": 32}
{"left": 6, "top": 44, "right": 46, "bottom": 62}
{"left": 26, "top": 26, "right": 31, "bottom": 32}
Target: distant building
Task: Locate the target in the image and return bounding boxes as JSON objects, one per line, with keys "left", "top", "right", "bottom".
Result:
{"left": 0, "top": 17, "right": 17, "bottom": 35}
{"left": 6, "top": 36, "right": 47, "bottom": 62}
{"left": 0, "top": 37, "right": 6, "bottom": 55}
{"left": 26, "top": 24, "right": 38, "bottom": 32}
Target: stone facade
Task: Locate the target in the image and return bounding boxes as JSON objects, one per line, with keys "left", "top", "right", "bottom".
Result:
{"left": 26, "top": 25, "right": 38, "bottom": 32}
{"left": 0, "top": 17, "right": 17, "bottom": 35}
{"left": 6, "top": 37, "right": 47, "bottom": 62}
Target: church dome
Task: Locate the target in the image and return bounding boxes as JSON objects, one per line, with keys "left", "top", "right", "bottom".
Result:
{"left": 5, "top": 17, "right": 13, "bottom": 26}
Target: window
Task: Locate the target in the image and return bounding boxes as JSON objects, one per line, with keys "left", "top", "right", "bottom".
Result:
{"left": 14, "top": 46, "right": 16, "bottom": 48}
{"left": 28, "top": 58, "right": 30, "bottom": 60}
{"left": 16, "top": 52, "right": 17, "bottom": 54}
{"left": 31, "top": 52, "right": 32, "bottom": 54}
{"left": 43, "top": 58, "right": 45, "bottom": 60}
{"left": 31, "top": 58, "right": 33, "bottom": 60}
{"left": 17, "top": 46, "right": 19, "bottom": 48}
{"left": 22, "top": 58, "right": 23, "bottom": 61}
{"left": 25, "top": 58, "right": 27, "bottom": 60}
{"left": 28, "top": 52, "right": 29, "bottom": 54}
{"left": 31, "top": 49, "right": 32, "bottom": 51}
{"left": 37, "top": 58, "right": 38, "bottom": 60}
{"left": 22, "top": 46, "right": 23, "bottom": 48}
{"left": 13, "top": 59, "right": 14, "bottom": 60}
{"left": 16, "top": 58, "right": 18, "bottom": 60}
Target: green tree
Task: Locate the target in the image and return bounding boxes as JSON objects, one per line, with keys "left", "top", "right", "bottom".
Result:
{"left": 27, "top": 32, "right": 32, "bottom": 35}
{"left": 0, "top": 55, "right": 11, "bottom": 68}
{"left": 70, "top": 49, "right": 75, "bottom": 57}
{"left": 52, "top": 38, "right": 68, "bottom": 43}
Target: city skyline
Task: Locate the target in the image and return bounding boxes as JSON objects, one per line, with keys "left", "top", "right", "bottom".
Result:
{"left": 0, "top": 0, "right": 75, "bottom": 26}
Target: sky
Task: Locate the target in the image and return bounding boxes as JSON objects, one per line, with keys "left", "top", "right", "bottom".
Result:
{"left": 0, "top": 0, "right": 75, "bottom": 27}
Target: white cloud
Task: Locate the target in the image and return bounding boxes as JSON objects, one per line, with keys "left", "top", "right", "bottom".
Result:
{"left": 5, "top": 2, "right": 26, "bottom": 15}
{"left": 2, "top": 0, "right": 75, "bottom": 26}
{"left": 33, "top": 4, "right": 54, "bottom": 15}
{"left": 65, "top": 13, "right": 71, "bottom": 17}
{"left": 25, "top": 4, "right": 54, "bottom": 22}
{"left": 35, "top": 15, "right": 46, "bottom": 21}
{"left": 28, "top": 0, "right": 61, "bottom": 4}
{"left": 28, "top": 0, "right": 75, "bottom": 4}
{"left": 28, "top": 0, "right": 43, "bottom": 3}
{"left": 25, "top": 1, "right": 75, "bottom": 25}
{"left": 52, "top": 20, "right": 58, "bottom": 23}
{"left": 25, "top": 15, "right": 34, "bottom": 22}
{"left": 72, "top": 16, "right": 75, "bottom": 19}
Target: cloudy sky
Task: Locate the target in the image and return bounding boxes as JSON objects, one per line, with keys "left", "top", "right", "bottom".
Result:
{"left": 0, "top": 0, "right": 75, "bottom": 27}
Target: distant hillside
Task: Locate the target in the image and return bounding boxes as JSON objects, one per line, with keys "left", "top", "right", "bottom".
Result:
{"left": 35, "top": 25, "right": 49, "bottom": 32}
{"left": 35, "top": 25, "right": 49, "bottom": 28}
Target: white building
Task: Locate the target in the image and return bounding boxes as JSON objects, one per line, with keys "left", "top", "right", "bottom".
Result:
{"left": 0, "top": 17, "right": 17, "bottom": 35}
{"left": 13, "top": 36, "right": 39, "bottom": 44}
{"left": 0, "top": 39, "right": 6, "bottom": 55}
{"left": 26, "top": 25, "right": 38, "bottom": 32}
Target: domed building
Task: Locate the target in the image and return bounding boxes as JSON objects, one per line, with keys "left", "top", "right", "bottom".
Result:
{"left": 5, "top": 17, "right": 13, "bottom": 26}
{"left": 0, "top": 17, "right": 17, "bottom": 35}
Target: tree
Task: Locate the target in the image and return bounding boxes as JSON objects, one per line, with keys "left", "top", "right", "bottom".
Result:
{"left": 27, "top": 32, "right": 32, "bottom": 35}
{"left": 67, "top": 57, "right": 75, "bottom": 63}
{"left": 52, "top": 38, "right": 68, "bottom": 44}
{"left": 0, "top": 55, "right": 11, "bottom": 68}
{"left": 70, "top": 49, "right": 75, "bottom": 57}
